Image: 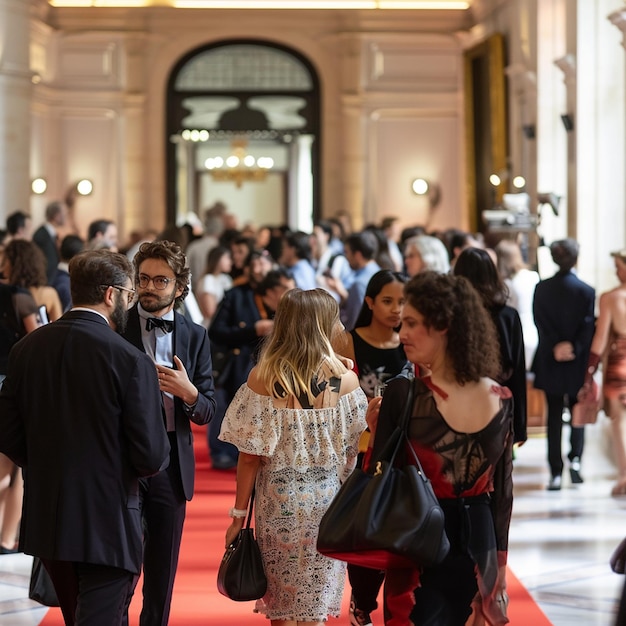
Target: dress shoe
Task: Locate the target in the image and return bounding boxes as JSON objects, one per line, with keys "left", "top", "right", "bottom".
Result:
{"left": 547, "top": 475, "right": 562, "bottom": 491}
{"left": 570, "top": 457, "right": 584, "bottom": 484}
{"left": 0, "top": 546, "right": 19, "bottom": 555}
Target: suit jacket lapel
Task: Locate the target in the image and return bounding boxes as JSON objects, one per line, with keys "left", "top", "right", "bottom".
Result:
{"left": 173, "top": 311, "right": 189, "bottom": 366}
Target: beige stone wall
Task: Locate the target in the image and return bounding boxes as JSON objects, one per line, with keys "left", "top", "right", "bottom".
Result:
{"left": 29, "top": 6, "right": 471, "bottom": 241}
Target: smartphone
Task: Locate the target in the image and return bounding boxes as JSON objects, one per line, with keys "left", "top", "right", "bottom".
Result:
{"left": 374, "top": 382, "right": 387, "bottom": 397}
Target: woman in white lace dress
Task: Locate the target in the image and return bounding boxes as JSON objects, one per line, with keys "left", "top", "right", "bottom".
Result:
{"left": 220, "top": 288, "right": 368, "bottom": 625}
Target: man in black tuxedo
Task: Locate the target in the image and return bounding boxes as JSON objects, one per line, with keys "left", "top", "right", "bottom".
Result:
{"left": 0, "top": 249, "right": 170, "bottom": 626}
{"left": 32, "top": 200, "right": 67, "bottom": 284}
{"left": 532, "top": 238, "right": 596, "bottom": 491}
{"left": 122, "top": 240, "right": 215, "bottom": 626}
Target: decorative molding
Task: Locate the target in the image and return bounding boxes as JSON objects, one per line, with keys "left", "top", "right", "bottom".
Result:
{"left": 363, "top": 38, "right": 459, "bottom": 92}
{"left": 609, "top": 9, "right": 626, "bottom": 50}
{"left": 554, "top": 54, "right": 576, "bottom": 86}
{"left": 505, "top": 63, "right": 537, "bottom": 97}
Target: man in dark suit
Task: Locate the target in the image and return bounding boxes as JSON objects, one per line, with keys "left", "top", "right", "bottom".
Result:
{"left": 122, "top": 240, "right": 215, "bottom": 626}
{"left": 0, "top": 249, "right": 170, "bottom": 626}
{"left": 208, "top": 263, "right": 294, "bottom": 469}
{"left": 32, "top": 200, "right": 68, "bottom": 284}
{"left": 532, "top": 238, "right": 596, "bottom": 491}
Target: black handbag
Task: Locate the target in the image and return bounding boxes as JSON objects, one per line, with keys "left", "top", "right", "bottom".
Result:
{"left": 29, "top": 556, "right": 60, "bottom": 607}
{"left": 217, "top": 489, "right": 267, "bottom": 601}
{"left": 317, "top": 379, "right": 450, "bottom": 570}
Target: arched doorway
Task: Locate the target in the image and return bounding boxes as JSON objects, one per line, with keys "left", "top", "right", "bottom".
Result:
{"left": 166, "top": 40, "right": 321, "bottom": 231}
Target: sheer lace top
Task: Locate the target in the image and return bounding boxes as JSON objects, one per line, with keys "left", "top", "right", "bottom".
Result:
{"left": 220, "top": 381, "right": 367, "bottom": 478}
{"left": 371, "top": 375, "right": 514, "bottom": 553}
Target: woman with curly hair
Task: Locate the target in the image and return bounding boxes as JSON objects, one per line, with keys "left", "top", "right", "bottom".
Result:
{"left": 366, "top": 271, "right": 513, "bottom": 625}
{"left": 2, "top": 240, "right": 63, "bottom": 322}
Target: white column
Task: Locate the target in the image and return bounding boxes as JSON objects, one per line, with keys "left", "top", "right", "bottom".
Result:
{"left": 575, "top": 0, "right": 626, "bottom": 292}
{"left": 287, "top": 135, "right": 314, "bottom": 233}
{"left": 535, "top": 0, "right": 569, "bottom": 253}
{"left": 0, "top": 0, "right": 32, "bottom": 220}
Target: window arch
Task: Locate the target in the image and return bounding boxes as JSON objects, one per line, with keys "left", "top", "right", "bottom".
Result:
{"left": 166, "top": 40, "right": 321, "bottom": 224}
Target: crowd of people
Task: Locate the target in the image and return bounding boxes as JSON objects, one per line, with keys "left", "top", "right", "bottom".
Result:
{"left": 0, "top": 198, "right": 625, "bottom": 625}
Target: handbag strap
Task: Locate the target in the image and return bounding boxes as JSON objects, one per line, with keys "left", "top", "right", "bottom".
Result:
{"left": 374, "top": 378, "right": 416, "bottom": 468}
{"left": 399, "top": 377, "right": 415, "bottom": 432}
{"left": 397, "top": 378, "right": 430, "bottom": 478}
{"left": 245, "top": 487, "right": 256, "bottom": 529}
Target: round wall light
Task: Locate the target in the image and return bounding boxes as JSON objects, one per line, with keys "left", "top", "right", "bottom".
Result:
{"left": 76, "top": 179, "right": 94, "bottom": 196}
{"left": 31, "top": 178, "right": 47, "bottom": 195}
{"left": 411, "top": 178, "right": 429, "bottom": 195}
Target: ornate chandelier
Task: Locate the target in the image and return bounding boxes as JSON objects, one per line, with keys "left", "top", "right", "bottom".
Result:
{"left": 204, "top": 139, "right": 274, "bottom": 188}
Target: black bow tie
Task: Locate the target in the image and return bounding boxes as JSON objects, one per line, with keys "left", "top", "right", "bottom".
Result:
{"left": 146, "top": 317, "right": 174, "bottom": 333}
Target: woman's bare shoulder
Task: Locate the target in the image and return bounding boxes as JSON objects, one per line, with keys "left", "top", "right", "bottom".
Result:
{"left": 338, "top": 369, "right": 360, "bottom": 396}
{"left": 246, "top": 367, "right": 270, "bottom": 396}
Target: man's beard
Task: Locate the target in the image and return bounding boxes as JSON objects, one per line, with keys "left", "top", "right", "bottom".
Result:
{"left": 138, "top": 290, "right": 176, "bottom": 314}
{"left": 111, "top": 295, "right": 129, "bottom": 334}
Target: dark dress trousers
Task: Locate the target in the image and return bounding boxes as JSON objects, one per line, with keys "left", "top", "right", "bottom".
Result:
{"left": 0, "top": 310, "right": 170, "bottom": 624}
{"left": 122, "top": 306, "right": 215, "bottom": 626}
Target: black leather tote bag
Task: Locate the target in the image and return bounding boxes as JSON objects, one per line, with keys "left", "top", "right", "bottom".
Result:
{"left": 217, "top": 489, "right": 267, "bottom": 601}
{"left": 317, "top": 379, "right": 450, "bottom": 569}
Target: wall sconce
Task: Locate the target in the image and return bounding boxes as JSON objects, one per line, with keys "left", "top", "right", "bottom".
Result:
{"left": 411, "top": 178, "right": 441, "bottom": 208}
{"left": 75, "top": 179, "right": 94, "bottom": 196}
{"left": 560, "top": 114, "right": 574, "bottom": 132}
{"left": 512, "top": 176, "right": 526, "bottom": 190}
{"left": 31, "top": 178, "right": 47, "bottom": 195}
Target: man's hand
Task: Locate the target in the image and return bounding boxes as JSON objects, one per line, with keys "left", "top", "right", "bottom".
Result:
{"left": 255, "top": 319, "right": 274, "bottom": 337}
{"left": 553, "top": 341, "right": 575, "bottom": 362}
{"left": 156, "top": 355, "right": 198, "bottom": 406}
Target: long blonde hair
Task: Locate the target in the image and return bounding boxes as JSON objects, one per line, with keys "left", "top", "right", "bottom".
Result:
{"left": 256, "top": 288, "right": 347, "bottom": 403}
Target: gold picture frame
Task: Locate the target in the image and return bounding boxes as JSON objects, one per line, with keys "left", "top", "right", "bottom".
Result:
{"left": 463, "top": 33, "right": 508, "bottom": 232}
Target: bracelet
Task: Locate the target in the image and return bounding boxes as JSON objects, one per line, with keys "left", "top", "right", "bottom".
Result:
{"left": 229, "top": 507, "right": 248, "bottom": 518}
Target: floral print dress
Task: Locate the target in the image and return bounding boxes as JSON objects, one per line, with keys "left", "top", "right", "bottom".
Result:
{"left": 219, "top": 380, "right": 367, "bottom": 621}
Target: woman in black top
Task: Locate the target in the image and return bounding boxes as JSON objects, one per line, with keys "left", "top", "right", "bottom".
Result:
{"left": 335, "top": 269, "right": 409, "bottom": 626}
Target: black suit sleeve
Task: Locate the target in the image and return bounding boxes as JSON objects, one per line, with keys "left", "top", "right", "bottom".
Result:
{"left": 183, "top": 324, "right": 216, "bottom": 426}
{"left": 123, "top": 354, "right": 171, "bottom": 477}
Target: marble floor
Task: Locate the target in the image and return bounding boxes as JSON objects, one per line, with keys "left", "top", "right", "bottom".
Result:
{"left": 0, "top": 418, "right": 625, "bottom": 626}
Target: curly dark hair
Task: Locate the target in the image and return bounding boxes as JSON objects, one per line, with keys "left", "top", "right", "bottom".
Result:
{"left": 404, "top": 271, "right": 501, "bottom": 384}
{"left": 3, "top": 240, "right": 47, "bottom": 288}
{"left": 133, "top": 240, "right": 190, "bottom": 303}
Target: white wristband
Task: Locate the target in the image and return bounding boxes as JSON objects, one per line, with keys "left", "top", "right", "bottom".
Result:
{"left": 229, "top": 507, "right": 248, "bottom": 518}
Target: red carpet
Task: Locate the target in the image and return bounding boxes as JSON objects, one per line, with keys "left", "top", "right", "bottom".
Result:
{"left": 41, "top": 425, "right": 551, "bottom": 625}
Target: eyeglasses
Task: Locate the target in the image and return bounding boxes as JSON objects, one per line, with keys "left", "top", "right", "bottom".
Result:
{"left": 137, "top": 274, "right": 175, "bottom": 290}
{"left": 102, "top": 284, "right": 137, "bottom": 308}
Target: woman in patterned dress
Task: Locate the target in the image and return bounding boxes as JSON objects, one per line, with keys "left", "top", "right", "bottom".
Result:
{"left": 220, "top": 288, "right": 368, "bottom": 625}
